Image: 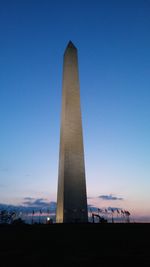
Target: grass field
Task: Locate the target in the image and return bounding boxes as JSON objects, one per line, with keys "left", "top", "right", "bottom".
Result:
{"left": 0, "top": 223, "right": 150, "bottom": 266}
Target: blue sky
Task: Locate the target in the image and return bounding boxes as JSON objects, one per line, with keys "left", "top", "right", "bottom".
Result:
{"left": 0, "top": 0, "right": 150, "bottom": 221}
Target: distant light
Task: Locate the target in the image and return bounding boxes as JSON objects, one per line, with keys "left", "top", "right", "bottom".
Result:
{"left": 47, "top": 217, "right": 50, "bottom": 221}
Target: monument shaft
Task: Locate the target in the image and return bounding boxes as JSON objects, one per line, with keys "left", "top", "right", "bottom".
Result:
{"left": 56, "top": 41, "right": 88, "bottom": 223}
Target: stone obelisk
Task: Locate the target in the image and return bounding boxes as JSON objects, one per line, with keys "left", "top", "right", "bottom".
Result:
{"left": 56, "top": 41, "right": 88, "bottom": 223}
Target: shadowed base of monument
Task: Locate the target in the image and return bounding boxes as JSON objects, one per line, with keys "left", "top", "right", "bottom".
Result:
{"left": 0, "top": 223, "right": 150, "bottom": 266}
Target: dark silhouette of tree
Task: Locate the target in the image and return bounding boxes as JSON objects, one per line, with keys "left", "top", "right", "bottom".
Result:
{"left": 12, "top": 218, "right": 25, "bottom": 225}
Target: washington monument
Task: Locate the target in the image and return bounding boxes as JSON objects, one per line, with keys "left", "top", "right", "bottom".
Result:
{"left": 56, "top": 41, "right": 88, "bottom": 223}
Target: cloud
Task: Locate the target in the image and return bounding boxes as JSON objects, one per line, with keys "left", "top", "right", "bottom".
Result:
{"left": 98, "top": 194, "right": 123, "bottom": 201}
{"left": 0, "top": 200, "right": 57, "bottom": 213}
{"left": 0, "top": 203, "right": 10, "bottom": 209}
{"left": 23, "top": 198, "right": 50, "bottom": 207}
{"left": 107, "top": 206, "right": 122, "bottom": 211}
{"left": 0, "top": 197, "right": 56, "bottom": 213}
{"left": 22, "top": 198, "right": 57, "bottom": 212}
{"left": 24, "top": 197, "right": 35, "bottom": 201}
{"left": 88, "top": 205, "right": 99, "bottom": 212}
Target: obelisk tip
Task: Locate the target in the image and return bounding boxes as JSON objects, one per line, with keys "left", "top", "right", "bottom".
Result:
{"left": 66, "top": 40, "right": 76, "bottom": 50}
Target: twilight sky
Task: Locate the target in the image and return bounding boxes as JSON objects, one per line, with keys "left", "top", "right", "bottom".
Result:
{"left": 0, "top": 0, "right": 150, "bottom": 222}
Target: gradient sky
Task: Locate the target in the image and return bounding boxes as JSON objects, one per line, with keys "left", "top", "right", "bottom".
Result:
{"left": 0, "top": 0, "right": 150, "bottom": 222}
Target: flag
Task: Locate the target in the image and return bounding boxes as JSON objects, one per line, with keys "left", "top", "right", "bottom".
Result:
{"left": 98, "top": 208, "right": 102, "bottom": 213}
{"left": 125, "top": 211, "right": 130, "bottom": 216}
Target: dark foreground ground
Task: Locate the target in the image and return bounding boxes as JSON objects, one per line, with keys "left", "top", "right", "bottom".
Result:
{"left": 0, "top": 223, "right": 150, "bottom": 267}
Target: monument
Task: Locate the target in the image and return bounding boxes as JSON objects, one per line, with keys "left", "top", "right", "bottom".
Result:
{"left": 56, "top": 41, "right": 88, "bottom": 223}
